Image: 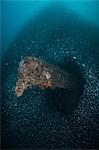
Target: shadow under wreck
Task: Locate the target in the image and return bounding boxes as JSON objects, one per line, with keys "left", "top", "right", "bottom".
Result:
{"left": 45, "top": 57, "right": 85, "bottom": 116}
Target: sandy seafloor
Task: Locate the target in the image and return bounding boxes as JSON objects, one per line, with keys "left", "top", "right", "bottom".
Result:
{"left": 1, "top": 4, "right": 99, "bottom": 149}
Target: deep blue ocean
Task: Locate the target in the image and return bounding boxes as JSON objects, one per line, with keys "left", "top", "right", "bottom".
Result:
{"left": 1, "top": 1, "right": 99, "bottom": 149}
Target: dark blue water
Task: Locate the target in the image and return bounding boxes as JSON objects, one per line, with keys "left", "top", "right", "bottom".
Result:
{"left": 1, "top": 2, "right": 99, "bottom": 149}
{"left": 1, "top": 0, "right": 99, "bottom": 55}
